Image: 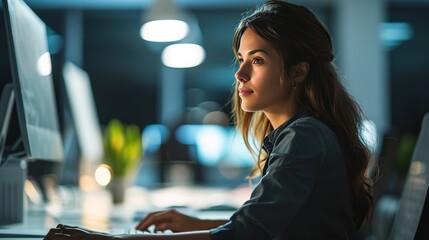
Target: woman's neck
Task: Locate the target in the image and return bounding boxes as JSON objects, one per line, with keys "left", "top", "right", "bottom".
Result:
{"left": 264, "top": 104, "right": 299, "bottom": 129}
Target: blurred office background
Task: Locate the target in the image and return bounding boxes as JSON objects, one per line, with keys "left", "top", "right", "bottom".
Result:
{"left": 0, "top": 0, "right": 428, "bottom": 233}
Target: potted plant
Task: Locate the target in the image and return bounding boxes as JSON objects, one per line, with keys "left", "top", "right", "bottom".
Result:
{"left": 103, "top": 119, "right": 142, "bottom": 204}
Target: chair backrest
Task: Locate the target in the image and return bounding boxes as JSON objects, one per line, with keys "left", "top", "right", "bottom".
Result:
{"left": 389, "top": 113, "right": 429, "bottom": 240}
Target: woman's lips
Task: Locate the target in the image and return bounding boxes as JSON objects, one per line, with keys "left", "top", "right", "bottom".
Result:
{"left": 238, "top": 87, "right": 253, "bottom": 97}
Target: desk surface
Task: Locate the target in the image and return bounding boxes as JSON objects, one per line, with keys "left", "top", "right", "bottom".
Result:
{"left": 1, "top": 185, "right": 243, "bottom": 239}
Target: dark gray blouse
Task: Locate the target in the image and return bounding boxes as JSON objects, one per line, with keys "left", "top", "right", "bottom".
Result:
{"left": 210, "top": 110, "right": 357, "bottom": 239}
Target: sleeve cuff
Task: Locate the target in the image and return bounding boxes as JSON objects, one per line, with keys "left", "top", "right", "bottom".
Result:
{"left": 209, "top": 221, "right": 236, "bottom": 240}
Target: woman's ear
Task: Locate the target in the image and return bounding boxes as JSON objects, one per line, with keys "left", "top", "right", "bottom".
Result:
{"left": 292, "top": 61, "right": 309, "bottom": 83}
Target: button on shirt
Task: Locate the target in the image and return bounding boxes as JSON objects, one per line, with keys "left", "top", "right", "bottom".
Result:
{"left": 210, "top": 110, "right": 357, "bottom": 239}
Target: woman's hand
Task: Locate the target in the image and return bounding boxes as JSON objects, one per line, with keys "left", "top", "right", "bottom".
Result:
{"left": 44, "top": 224, "right": 114, "bottom": 240}
{"left": 135, "top": 209, "right": 227, "bottom": 233}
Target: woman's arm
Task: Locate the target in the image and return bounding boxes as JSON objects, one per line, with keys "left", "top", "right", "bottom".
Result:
{"left": 135, "top": 209, "right": 227, "bottom": 232}
{"left": 114, "top": 231, "right": 212, "bottom": 240}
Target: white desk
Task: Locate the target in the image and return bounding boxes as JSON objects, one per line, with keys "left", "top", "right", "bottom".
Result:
{"left": 0, "top": 185, "right": 245, "bottom": 239}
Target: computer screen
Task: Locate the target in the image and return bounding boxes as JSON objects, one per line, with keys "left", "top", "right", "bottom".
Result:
{"left": 389, "top": 113, "right": 429, "bottom": 239}
{"left": 62, "top": 62, "right": 103, "bottom": 165}
{"left": 3, "top": 0, "right": 64, "bottom": 162}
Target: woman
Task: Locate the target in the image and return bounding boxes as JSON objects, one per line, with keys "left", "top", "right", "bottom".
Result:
{"left": 44, "top": 1, "right": 373, "bottom": 239}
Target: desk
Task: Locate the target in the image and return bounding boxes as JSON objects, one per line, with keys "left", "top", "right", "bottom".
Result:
{"left": 0, "top": 185, "right": 245, "bottom": 239}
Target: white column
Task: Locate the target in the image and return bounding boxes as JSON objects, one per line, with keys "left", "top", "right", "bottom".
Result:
{"left": 64, "top": 10, "right": 84, "bottom": 67}
{"left": 335, "top": 0, "right": 388, "bottom": 151}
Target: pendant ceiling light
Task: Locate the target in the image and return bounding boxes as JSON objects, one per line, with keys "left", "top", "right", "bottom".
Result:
{"left": 140, "top": 0, "right": 189, "bottom": 42}
{"left": 161, "top": 17, "right": 205, "bottom": 68}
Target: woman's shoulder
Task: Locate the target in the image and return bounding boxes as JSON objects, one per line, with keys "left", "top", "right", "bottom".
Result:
{"left": 293, "top": 115, "right": 335, "bottom": 136}
{"left": 271, "top": 115, "right": 338, "bottom": 155}
{"left": 279, "top": 115, "right": 335, "bottom": 140}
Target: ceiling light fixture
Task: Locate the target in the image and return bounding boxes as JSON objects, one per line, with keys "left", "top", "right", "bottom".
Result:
{"left": 162, "top": 43, "right": 205, "bottom": 68}
{"left": 161, "top": 18, "right": 205, "bottom": 68}
{"left": 140, "top": 0, "right": 189, "bottom": 42}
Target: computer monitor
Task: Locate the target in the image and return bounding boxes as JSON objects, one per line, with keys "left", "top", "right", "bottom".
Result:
{"left": 62, "top": 62, "right": 103, "bottom": 188}
{"left": 62, "top": 62, "right": 103, "bottom": 165}
{"left": 1, "top": 0, "right": 64, "bottom": 225}
{"left": 389, "top": 113, "right": 429, "bottom": 239}
{"left": 3, "top": 0, "right": 64, "bottom": 162}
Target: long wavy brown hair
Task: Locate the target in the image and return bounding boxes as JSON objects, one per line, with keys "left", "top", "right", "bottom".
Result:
{"left": 231, "top": 0, "right": 373, "bottom": 230}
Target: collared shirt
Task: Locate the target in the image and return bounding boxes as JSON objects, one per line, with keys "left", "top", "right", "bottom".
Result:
{"left": 210, "top": 110, "right": 357, "bottom": 239}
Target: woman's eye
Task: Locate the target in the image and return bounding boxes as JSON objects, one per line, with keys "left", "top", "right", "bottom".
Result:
{"left": 253, "top": 58, "right": 263, "bottom": 64}
{"left": 237, "top": 58, "right": 244, "bottom": 64}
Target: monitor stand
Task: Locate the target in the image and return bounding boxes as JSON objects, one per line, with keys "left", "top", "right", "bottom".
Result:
{"left": 0, "top": 84, "right": 14, "bottom": 165}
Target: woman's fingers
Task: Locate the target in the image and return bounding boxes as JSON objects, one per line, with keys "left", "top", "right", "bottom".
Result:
{"left": 44, "top": 228, "right": 63, "bottom": 240}
{"left": 135, "top": 210, "right": 172, "bottom": 230}
{"left": 135, "top": 211, "right": 160, "bottom": 230}
{"left": 154, "top": 222, "right": 174, "bottom": 232}
{"left": 44, "top": 227, "right": 80, "bottom": 240}
{"left": 45, "top": 225, "right": 114, "bottom": 240}
{"left": 135, "top": 209, "right": 185, "bottom": 231}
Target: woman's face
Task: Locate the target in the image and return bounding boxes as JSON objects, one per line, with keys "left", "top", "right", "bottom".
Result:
{"left": 235, "top": 28, "right": 293, "bottom": 114}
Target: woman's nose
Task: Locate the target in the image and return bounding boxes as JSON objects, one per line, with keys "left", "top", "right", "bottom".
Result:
{"left": 235, "top": 64, "right": 250, "bottom": 83}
